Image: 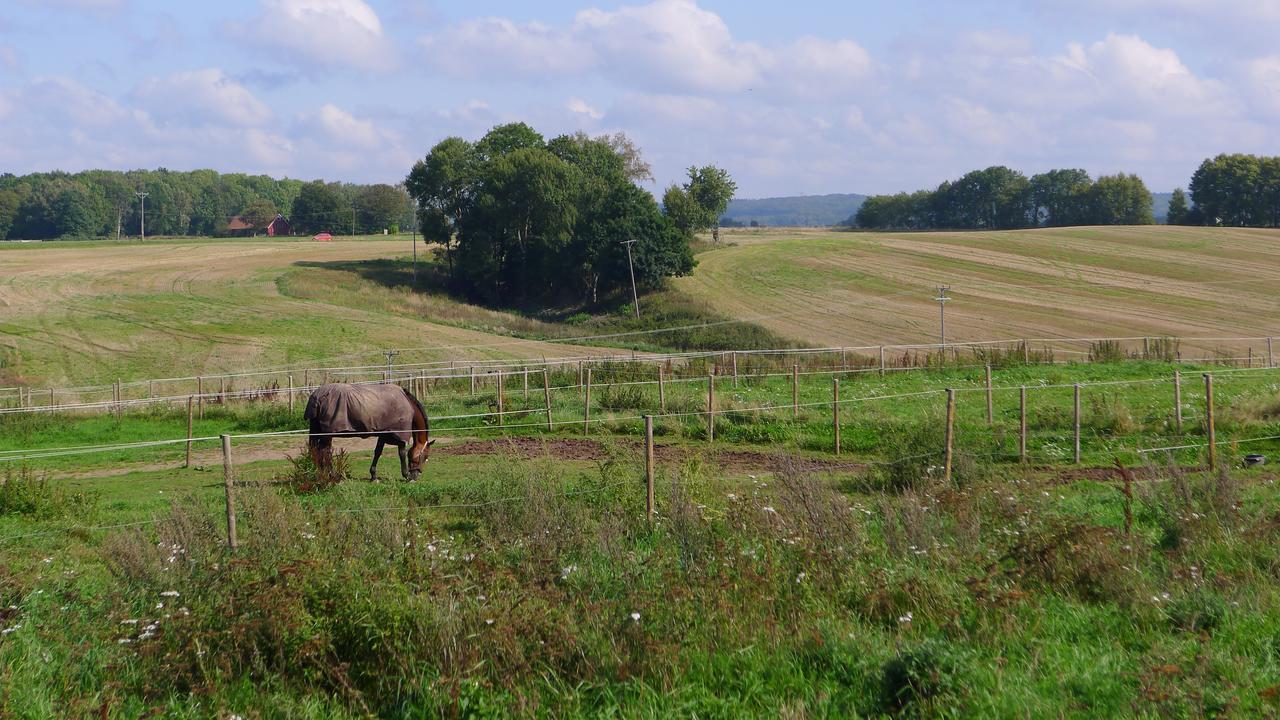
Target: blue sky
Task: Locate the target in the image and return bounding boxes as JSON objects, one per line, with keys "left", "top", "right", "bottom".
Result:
{"left": 1, "top": 0, "right": 1277, "bottom": 197}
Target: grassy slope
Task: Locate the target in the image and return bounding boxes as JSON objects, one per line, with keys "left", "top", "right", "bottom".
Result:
{"left": 679, "top": 226, "right": 1280, "bottom": 350}
{"left": 0, "top": 236, "right": 617, "bottom": 388}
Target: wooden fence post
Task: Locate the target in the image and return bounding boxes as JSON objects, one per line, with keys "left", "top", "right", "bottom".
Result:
{"left": 1022, "top": 341, "right": 1029, "bottom": 365}
{"left": 1143, "top": 336, "right": 1150, "bottom": 359}
{"left": 943, "top": 388, "right": 956, "bottom": 484}
{"left": 497, "top": 371, "right": 505, "bottom": 427}
{"left": 220, "top": 434, "right": 238, "bottom": 552}
{"left": 304, "top": 369, "right": 309, "bottom": 390}
{"left": 469, "top": 367, "right": 476, "bottom": 396}
{"left": 523, "top": 368, "right": 529, "bottom": 399}
{"left": 49, "top": 387, "right": 55, "bottom": 409}
{"left": 543, "top": 369, "right": 553, "bottom": 431}
{"left": 732, "top": 352, "right": 739, "bottom": 388}
{"left": 1204, "top": 373, "right": 1216, "bottom": 471}
{"left": 583, "top": 369, "right": 591, "bottom": 435}
{"left": 115, "top": 379, "right": 122, "bottom": 417}
{"left": 658, "top": 366, "right": 667, "bottom": 413}
{"left": 879, "top": 346, "right": 886, "bottom": 377}
{"left": 185, "top": 396, "right": 194, "bottom": 468}
{"left": 148, "top": 380, "right": 154, "bottom": 399}
{"left": 1269, "top": 337, "right": 1275, "bottom": 368}
{"left": 792, "top": 364, "right": 799, "bottom": 419}
{"left": 644, "top": 415, "right": 655, "bottom": 523}
{"left": 219, "top": 377, "right": 225, "bottom": 405}
{"left": 1073, "top": 383, "right": 1082, "bottom": 464}
{"left": 288, "top": 374, "right": 294, "bottom": 414}
{"left": 832, "top": 378, "right": 841, "bottom": 455}
{"left": 985, "top": 365, "right": 994, "bottom": 426}
{"left": 841, "top": 347, "right": 848, "bottom": 372}
{"left": 578, "top": 360, "right": 584, "bottom": 388}
{"left": 198, "top": 376, "right": 204, "bottom": 419}
{"left": 707, "top": 374, "right": 715, "bottom": 443}
{"left": 1019, "top": 386, "right": 1028, "bottom": 463}
{"left": 1173, "top": 370, "right": 1183, "bottom": 434}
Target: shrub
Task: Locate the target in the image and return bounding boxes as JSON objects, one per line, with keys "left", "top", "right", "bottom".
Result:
{"left": 1001, "top": 520, "right": 1140, "bottom": 604}
{"left": 879, "top": 638, "right": 966, "bottom": 715}
{"left": 275, "top": 445, "right": 351, "bottom": 493}
{"left": 597, "top": 383, "right": 655, "bottom": 412}
{"left": 0, "top": 466, "right": 93, "bottom": 520}
{"left": 1089, "top": 340, "right": 1127, "bottom": 363}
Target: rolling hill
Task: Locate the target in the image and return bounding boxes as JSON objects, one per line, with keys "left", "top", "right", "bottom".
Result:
{"left": 720, "top": 193, "right": 866, "bottom": 227}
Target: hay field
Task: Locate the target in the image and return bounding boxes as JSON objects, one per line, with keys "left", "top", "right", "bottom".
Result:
{"left": 680, "top": 226, "right": 1280, "bottom": 348}
{"left": 0, "top": 237, "right": 601, "bottom": 387}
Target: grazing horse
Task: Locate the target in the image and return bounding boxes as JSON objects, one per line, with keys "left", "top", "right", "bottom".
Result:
{"left": 305, "top": 383, "right": 434, "bottom": 481}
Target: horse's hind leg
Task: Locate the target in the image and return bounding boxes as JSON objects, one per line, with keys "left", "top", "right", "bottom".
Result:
{"left": 370, "top": 437, "right": 385, "bottom": 482}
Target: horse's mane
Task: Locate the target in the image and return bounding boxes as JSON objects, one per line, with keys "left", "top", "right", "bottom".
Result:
{"left": 401, "top": 386, "right": 429, "bottom": 431}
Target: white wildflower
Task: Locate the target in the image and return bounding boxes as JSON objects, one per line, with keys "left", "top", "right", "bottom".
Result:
{"left": 560, "top": 565, "right": 578, "bottom": 579}
{"left": 630, "top": 612, "right": 641, "bottom": 622}
{"left": 160, "top": 590, "right": 180, "bottom": 598}
{"left": 898, "top": 612, "right": 913, "bottom": 624}
{"left": 762, "top": 506, "right": 777, "bottom": 514}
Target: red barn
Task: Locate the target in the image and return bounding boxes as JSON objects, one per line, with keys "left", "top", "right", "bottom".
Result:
{"left": 226, "top": 214, "right": 292, "bottom": 237}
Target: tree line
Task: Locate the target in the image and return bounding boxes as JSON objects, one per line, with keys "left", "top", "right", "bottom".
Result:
{"left": 1167, "top": 153, "right": 1280, "bottom": 227}
{"left": 406, "top": 122, "right": 734, "bottom": 306}
{"left": 852, "top": 167, "right": 1154, "bottom": 230}
{"left": 0, "top": 169, "right": 415, "bottom": 240}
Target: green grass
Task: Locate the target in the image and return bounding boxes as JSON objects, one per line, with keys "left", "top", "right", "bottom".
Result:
{"left": 4, "top": 434, "right": 1280, "bottom": 716}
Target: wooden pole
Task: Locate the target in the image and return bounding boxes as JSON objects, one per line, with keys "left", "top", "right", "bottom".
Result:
{"left": 304, "top": 369, "right": 309, "bottom": 390}
{"left": 49, "top": 387, "right": 54, "bottom": 409}
{"left": 523, "top": 368, "right": 529, "bottom": 399}
{"left": 1143, "top": 336, "right": 1150, "bottom": 359}
{"left": 792, "top": 364, "right": 799, "bottom": 419}
{"left": 707, "top": 374, "right": 715, "bottom": 443}
{"left": 832, "top": 378, "right": 841, "bottom": 455}
{"left": 115, "top": 379, "right": 122, "bottom": 417}
{"left": 583, "top": 369, "right": 591, "bottom": 435}
{"left": 644, "top": 415, "right": 655, "bottom": 523}
{"left": 879, "top": 346, "right": 886, "bottom": 377}
{"left": 198, "top": 376, "right": 204, "bottom": 419}
{"left": 1073, "top": 383, "right": 1082, "bottom": 464}
{"left": 1022, "top": 341, "right": 1029, "bottom": 365}
{"left": 1269, "top": 337, "right": 1275, "bottom": 368}
{"left": 943, "top": 388, "right": 956, "bottom": 483}
{"left": 543, "top": 369, "right": 553, "bottom": 431}
{"left": 732, "top": 351, "right": 738, "bottom": 388}
{"left": 578, "top": 360, "right": 584, "bottom": 388}
{"left": 497, "top": 371, "right": 505, "bottom": 427}
{"left": 658, "top": 366, "right": 666, "bottom": 413}
{"left": 288, "top": 374, "right": 294, "bottom": 414}
{"left": 1019, "top": 386, "right": 1027, "bottom": 463}
{"left": 1204, "top": 373, "right": 1216, "bottom": 472}
{"left": 469, "top": 367, "right": 476, "bottom": 396}
{"left": 1249, "top": 347, "right": 1254, "bottom": 368}
{"left": 219, "top": 377, "right": 225, "bottom": 405}
{"left": 220, "top": 435, "right": 238, "bottom": 551}
{"left": 185, "top": 396, "right": 194, "bottom": 468}
{"left": 1173, "top": 370, "right": 1183, "bottom": 434}
{"left": 148, "top": 380, "right": 154, "bottom": 399}
{"left": 985, "top": 365, "right": 994, "bottom": 426}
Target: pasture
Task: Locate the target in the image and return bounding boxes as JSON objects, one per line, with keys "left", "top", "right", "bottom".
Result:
{"left": 5, "top": 227, "right": 1280, "bottom": 716}
{"left": 683, "top": 226, "right": 1280, "bottom": 351}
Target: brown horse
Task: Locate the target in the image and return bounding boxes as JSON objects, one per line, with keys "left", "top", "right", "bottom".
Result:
{"left": 305, "top": 383, "right": 434, "bottom": 481}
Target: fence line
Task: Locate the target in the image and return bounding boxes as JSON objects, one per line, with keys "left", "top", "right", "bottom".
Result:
{"left": 5, "top": 333, "right": 1278, "bottom": 410}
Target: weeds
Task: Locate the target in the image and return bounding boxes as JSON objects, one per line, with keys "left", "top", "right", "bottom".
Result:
{"left": 0, "top": 466, "right": 93, "bottom": 519}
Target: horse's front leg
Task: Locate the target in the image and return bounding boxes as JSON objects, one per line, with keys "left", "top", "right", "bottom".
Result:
{"left": 397, "top": 443, "right": 409, "bottom": 480}
{"left": 370, "top": 437, "right": 385, "bottom": 482}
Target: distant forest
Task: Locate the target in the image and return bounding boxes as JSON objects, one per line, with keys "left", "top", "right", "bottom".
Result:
{"left": 720, "top": 193, "right": 866, "bottom": 227}
{"left": 852, "top": 167, "right": 1154, "bottom": 230}
{"left": 0, "top": 169, "right": 415, "bottom": 240}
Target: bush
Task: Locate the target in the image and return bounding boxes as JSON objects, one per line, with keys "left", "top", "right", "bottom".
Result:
{"left": 0, "top": 466, "right": 93, "bottom": 520}
{"left": 275, "top": 445, "right": 351, "bottom": 493}
{"left": 879, "top": 638, "right": 966, "bottom": 715}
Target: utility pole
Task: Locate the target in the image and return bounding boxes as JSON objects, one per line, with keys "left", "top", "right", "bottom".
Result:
{"left": 351, "top": 206, "right": 357, "bottom": 238}
{"left": 411, "top": 202, "right": 418, "bottom": 287}
{"left": 136, "top": 192, "right": 149, "bottom": 240}
{"left": 935, "top": 285, "right": 951, "bottom": 348}
{"left": 621, "top": 238, "right": 640, "bottom": 318}
{"left": 383, "top": 350, "right": 399, "bottom": 383}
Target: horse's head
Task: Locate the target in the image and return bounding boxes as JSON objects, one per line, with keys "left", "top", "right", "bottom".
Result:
{"left": 408, "top": 437, "right": 435, "bottom": 481}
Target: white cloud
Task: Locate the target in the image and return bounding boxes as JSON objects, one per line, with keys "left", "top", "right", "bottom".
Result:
{"left": 1244, "top": 55, "right": 1280, "bottom": 116}
{"left": 231, "top": 0, "right": 396, "bottom": 73}
{"left": 418, "top": 0, "right": 873, "bottom": 97}
{"left": 310, "top": 103, "right": 394, "bottom": 149}
{"left": 566, "top": 98, "right": 602, "bottom": 120}
{"left": 134, "top": 69, "right": 272, "bottom": 127}
{"left": 421, "top": 17, "right": 589, "bottom": 79}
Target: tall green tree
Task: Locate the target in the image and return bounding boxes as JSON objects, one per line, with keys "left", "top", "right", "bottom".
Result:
{"left": 1165, "top": 188, "right": 1190, "bottom": 225}
{"left": 663, "top": 165, "right": 737, "bottom": 239}
{"left": 356, "top": 184, "right": 411, "bottom": 233}
{"left": 1029, "top": 169, "right": 1092, "bottom": 226}
{"left": 406, "top": 136, "right": 476, "bottom": 278}
{"left": 240, "top": 199, "right": 278, "bottom": 231}
{"left": 290, "top": 181, "right": 344, "bottom": 235}
{"left": 1086, "top": 174, "right": 1155, "bottom": 225}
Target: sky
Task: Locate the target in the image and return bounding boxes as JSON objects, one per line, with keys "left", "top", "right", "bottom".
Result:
{"left": 0, "top": 0, "right": 1276, "bottom": 197}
